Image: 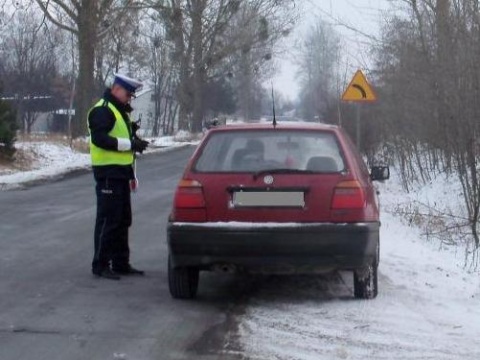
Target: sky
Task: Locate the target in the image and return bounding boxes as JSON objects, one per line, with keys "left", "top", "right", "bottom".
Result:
{"left": 273, "top": 0, "right": 394, "bottom": 100}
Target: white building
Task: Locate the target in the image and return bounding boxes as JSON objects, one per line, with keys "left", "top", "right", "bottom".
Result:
{"left": 131, "top": 88, "right": 155, "bottom": 137}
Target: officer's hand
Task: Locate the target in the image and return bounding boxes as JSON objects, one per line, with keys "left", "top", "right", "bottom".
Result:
{"left": 131, "top": 137, "right": 149, "bottom": 154}
{"left": 131, "top": 120, "right": 141, "bottom": 134}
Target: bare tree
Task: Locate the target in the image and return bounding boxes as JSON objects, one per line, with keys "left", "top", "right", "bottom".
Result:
{"left": 0, "top": 9, "right": 61, "bottom": 133}
{"left": 370, "top": 0, "right": 480, "bottom": 256}
{"left": 154, "top": 0, "right": 297, "bottom": 132}
{"left": 34, "top": 0, "right": 143, "bottom": 138}
{"left": 296, "top": 18, "right": 341, "bottom": 122}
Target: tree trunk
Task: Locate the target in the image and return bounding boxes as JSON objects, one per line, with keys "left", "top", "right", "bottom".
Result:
{"left": 191, "top": 0, "right": 206, "bottom": 133}
{"left": 16, "top": 98, "right": 25, "bottom": 134}
{"left": 169, "top": 3, "right": 189, "bottom": 131}
{"left": 152, "top": 73, "right": 161, "bottom": 137}
{"left": 435, "top": 0, "right": 451, "bottom": 152}
{"left": 74, "top": 0, "right": 96, "bottom": 138}
{"left": 161, "top": 77, "right": 172, "bottom": 135}
{"left": 170, "top": 104, "right": 179, "bottom": 135}
{"left": 240, "top": 49, "right": 252, "bottom": 120}
{"left": 26, "top": 112, "right": 36, "bottom": 134}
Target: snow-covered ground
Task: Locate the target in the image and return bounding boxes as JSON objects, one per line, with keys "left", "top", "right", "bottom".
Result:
{"left": 229, "top": 171, "right": 480, "bottom": 360}
{"left": 0, "top": 132, "right": 201, "bottom": 190}
{"left": 2, "top": 136, "right": 479, "bottom": 358}
{"left": 0, "top": 142, "right": 91, "bottom": 190}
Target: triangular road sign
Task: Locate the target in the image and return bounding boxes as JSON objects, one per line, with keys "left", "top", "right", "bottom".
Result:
{"left": 342, "top": 70, "right": 377, "bottom": 102}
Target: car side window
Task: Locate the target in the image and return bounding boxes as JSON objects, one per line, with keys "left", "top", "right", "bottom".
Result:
{"left": 194, "top": 135, "right": 228, "bottom": 172}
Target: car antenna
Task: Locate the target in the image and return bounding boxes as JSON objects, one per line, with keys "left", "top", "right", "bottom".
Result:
{"left": 271, "top": 82, "right": 277, "bottom": 129}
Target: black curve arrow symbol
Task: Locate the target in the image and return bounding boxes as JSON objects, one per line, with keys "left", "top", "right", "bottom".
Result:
{"left": 352, "top": 84, "right": 367, "bottom": 99}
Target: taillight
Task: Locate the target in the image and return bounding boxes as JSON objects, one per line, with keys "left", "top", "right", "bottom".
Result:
{"left": 174, "top": 179, "right": 205, "bottom": 208}
{"left": 172, "top": 179, "right": 206, "bottom": 222}
{"left": 331, "top": 180, "right": 366, "bottom": 209}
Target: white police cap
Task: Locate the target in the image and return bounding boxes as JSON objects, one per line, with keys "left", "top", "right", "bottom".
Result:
{"left": 113, "top": 73, "right": 143, "bottom": 94}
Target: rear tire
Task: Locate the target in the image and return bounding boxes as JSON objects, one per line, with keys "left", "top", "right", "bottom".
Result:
{"left": 168, "top": 256, "right": 199, "bottom": 299}
{"left": 354, "top": 263, "right": 378, "bottom": 299}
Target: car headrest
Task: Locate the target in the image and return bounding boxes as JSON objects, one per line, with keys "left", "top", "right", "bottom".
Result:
{"left": 306, "top": 156, "right": 338, "bottom": 172}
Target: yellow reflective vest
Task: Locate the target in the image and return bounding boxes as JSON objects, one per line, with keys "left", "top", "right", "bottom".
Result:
{"left": 88, "top": 100, "right": 134, "bottom": 166}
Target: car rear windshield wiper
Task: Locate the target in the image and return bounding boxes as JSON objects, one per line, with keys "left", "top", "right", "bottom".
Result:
{"left": 252, "top": 168, "right": 315, "bottom": 180}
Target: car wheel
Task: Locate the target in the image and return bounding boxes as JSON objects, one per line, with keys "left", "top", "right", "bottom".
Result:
{"left": 168, "top": 256, "right": 199, "bottom": 299}
{"left": 353, "top": 263, "right": 378, "bottom": 299}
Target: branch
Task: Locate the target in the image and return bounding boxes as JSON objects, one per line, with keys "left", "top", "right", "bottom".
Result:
{"left": 306, "top": 0, "right": 382, "bottom": 44}
{"left": 99, "top": 0, "right": 115, "bottom": 15}
{"left": 114, "top": 0, "right": 170, "bottom": 11}
{"left": 35, "top": 0, "right": 77, "bottom": 34}
{"left": 71, "top": 0, "right": 81, "bottom": 13}
{"left": 47, "top": 0, "right": 78, "bottom": 24}
{"left": 97, "top": 0, "right": 151, "bottom": 39}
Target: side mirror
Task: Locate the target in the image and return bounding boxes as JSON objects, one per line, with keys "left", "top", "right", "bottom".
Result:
{"left": 205, "top": 119, "right": 219, "bottom": 129}
{"left": 370, "top": 166, "right": 390, "bottom": 181}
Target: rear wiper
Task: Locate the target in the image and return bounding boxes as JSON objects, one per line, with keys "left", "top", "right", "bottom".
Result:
{"left": 252, "top": 168, "right": 314, "bottom": 180}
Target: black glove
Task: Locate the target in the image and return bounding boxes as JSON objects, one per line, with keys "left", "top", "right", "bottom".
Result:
{"left": 131, "top": 137, "right": 149, "bottom": 154}
{"left": 131, "top": 120, "right": 141, "bottom": 136}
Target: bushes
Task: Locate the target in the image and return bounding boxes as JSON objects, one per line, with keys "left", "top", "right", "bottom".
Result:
{"left": 0, "top": 96, "right": 17, "bottom": 160}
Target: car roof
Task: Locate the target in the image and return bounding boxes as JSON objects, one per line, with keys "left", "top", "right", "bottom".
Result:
{"left": 208, "top": 122, "right": 340, "bottom": 133}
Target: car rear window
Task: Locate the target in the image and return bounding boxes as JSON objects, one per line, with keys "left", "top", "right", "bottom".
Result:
{"left": 193, "top": 130, "right": 345, "bottom": 173}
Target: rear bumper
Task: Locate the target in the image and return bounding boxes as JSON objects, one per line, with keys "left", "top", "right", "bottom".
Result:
{"left": 168, "top": 222, "right": 379, "bottom": 274}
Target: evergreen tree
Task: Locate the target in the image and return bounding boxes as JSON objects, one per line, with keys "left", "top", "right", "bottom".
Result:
{"left": 0, "top": 87, "right": 17, "bottom": 159}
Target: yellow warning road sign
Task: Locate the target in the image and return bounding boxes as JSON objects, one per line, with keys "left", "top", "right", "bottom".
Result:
{"left": 342, "top": 70, "right": 377, "bottom": 102}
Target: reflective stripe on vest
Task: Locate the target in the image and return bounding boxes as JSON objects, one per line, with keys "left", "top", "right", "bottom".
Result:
{"left": 88, "top": 99, "right": 134, "bottom": 166}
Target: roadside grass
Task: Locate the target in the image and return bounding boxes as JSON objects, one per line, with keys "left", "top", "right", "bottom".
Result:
{"left": 0, "top": 144, "right": 36, "bottom": 174}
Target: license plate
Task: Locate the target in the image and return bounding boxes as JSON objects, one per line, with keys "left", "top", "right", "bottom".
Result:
{"left": 233, "top": 191, "right": 305, "bottom": 207}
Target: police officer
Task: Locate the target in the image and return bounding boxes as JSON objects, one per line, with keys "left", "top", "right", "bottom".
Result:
{"left": 88, "top": 74, "right": 149, "bottom": 280}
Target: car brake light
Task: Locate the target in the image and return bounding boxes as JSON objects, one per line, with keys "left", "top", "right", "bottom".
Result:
{"left": 174, "top": 179, "right": 206, "bottom": 208}
{"left": 173, "top": 179, "right": 207, "bottom": 222}
{"left": 331, "top": 180, "right": 366, "bottom": 209}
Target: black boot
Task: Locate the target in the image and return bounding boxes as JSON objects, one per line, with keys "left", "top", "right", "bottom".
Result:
{"left": 92, "top": 268, "right": 121, "bottom": 280}
{"left": 112, "top": 265, "right": 145, "bottom": 276}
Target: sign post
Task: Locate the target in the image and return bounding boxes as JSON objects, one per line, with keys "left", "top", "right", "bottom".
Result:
{"left": 356, "top": 105, "right": 361, "bottom": 150}
{"left": 341, "top": 70, "right": 377, "bottom": 150}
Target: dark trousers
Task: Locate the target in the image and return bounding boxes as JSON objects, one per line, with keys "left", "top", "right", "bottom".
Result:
{"left": 92, "top": 178, "right": 132, "bottom": 272}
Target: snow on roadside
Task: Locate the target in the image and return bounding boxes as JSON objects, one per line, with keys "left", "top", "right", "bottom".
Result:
{"left": 381, "top": 169, "right": 469, "bottom": 250}
{"left": 147, "top": 132, "right": 202, "bottom": 148}
{"left": 231, "top": 169, "right": 480, "bottom": 360}
{"left": 0, "top": 142, "right": 91, "bottom": 190}
{"left": 0, "top": 134, "right": 201, "bottom": 190}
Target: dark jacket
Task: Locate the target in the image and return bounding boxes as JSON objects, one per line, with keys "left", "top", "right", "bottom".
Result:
{"left": 88, "top": 89, "right": 135, "bottom": 181}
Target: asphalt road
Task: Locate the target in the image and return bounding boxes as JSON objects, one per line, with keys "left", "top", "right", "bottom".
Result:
{"left": 0, "top": 146, "right": 252, "bottom": 360}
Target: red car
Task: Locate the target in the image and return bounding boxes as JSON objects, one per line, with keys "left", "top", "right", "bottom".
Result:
{"left": 167, "top": 123, "right": 389, "bottom": 299}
